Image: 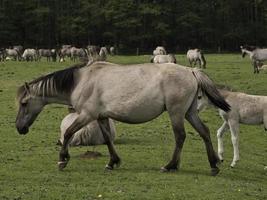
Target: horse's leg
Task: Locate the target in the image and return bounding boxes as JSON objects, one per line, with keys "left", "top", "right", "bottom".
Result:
{"left": 217, "top": 121, "right": 229, "bottom": 162}
{"left": 186, "top": 111, "right": 220, "bottom": 176}
{"left": 161, "top": 113, "right": 186, "bottom": 172}
{"left": 58, "top": 113, "right": 93, "bottom": 170}
{"left": 97, "top": 119, "right": 121, "bottom": 170}
{"left": 228, "top": 120, "right": 240, "bottom": 168}
{"left": 264, "top": 110, "right": 267, "bottom": 131}
{"left": 253, "top": 61, "right": 258, "bottom": 73}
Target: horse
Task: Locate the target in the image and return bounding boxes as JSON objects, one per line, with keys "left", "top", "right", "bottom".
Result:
{"left": 38, "top": 49, "right": 53, "bottom": 61}
{"left": 59, "top": 113, "right": 116, "bottom": 146}
{"left": 13, "top": 45, "right": 23, "bottom": 61}
{"left": 197, "top": 88, "right": 267, "bottom": 168}
{"left": 153, "top": 46, "right": 167, "bottom": 56}
{"left": 240, "top": 45, "right": 267, "bottom": 73}
{"left": 5, "top": 49, "right": 19, "bottom": 61}
{"left": 59, "top": 46, "right": 72, "bottom": 62}
{"left": 22, "top": 49, "right": 37, "bottom": 61}
{"left": 70, "top": 47, "right": 87, "bottom": 62}
{"left": 151, "top": 54, "right": 176, "bottom": 64}
{"left": 98, "top": 47, "right": 107, "bottom": 61}
{"left": 186, "top": 49, "right": 206, "bottom": 68}
{"left": 87, "top": 45, "right": 100, "bottom": 57}
{"left": 15, "top": 61, "right": 230, "bottom": 176}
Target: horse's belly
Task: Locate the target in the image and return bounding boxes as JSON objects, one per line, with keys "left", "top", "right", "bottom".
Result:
{"left": 103, "top": 98, "right": 165, "bottom": 124}
{"left": 239, "top": 111, "right": 263, "bottom": 125}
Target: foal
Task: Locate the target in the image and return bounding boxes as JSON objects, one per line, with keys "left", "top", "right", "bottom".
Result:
{"left": 198, "top": 89, "right": 267, "bottom": 167}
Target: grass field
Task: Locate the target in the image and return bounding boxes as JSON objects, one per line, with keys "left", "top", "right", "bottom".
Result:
{"left": 0, "top": 54, "right": 266, "bottom": 200}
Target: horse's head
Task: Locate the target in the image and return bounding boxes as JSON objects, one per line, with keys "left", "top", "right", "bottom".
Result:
{"left": 15, "top": 83, "right": 45, "bottom": 134}
{"left": 240, "top": 46, "right": 247, "bottom": 58}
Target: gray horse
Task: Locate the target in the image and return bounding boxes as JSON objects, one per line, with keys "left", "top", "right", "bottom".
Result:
{"left": 15, "top": 62, "right": 230, "bottom": 175}
{"left": 187, "top": 49, "right": 206, "bottom": 68}
{"left": 240, "top": 45, "right": 267, "bottom": 73}
{"left": 60, "top": 113, "right": 116, "bottom": 146}
{"left": 197, "top": 88, "right": 267, "bottom": 167}
{"left": 151, "top": 54, "right": 176, "bottom": 64}
{"left": 5, "top": 49, "right": 19, "bottom": 61}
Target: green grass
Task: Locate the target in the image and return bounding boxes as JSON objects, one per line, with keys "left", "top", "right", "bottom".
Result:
{"left": 0, "top": 55, "right": 266, "bottom": 200}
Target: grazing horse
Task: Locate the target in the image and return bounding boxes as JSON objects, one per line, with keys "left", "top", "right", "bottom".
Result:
{"left": 59, "top": 46, "right": 72, "bottom": 62}
{"left": 240, "top": 45, "right": 267, "bottom": 73}
{"left": 15, "top": 62, "right": 230, "bottom": 175}
{"left": 70, "top": 47, "right": 87, "bottom": 62}
{"left": 197, "top": 89, "right": 267, "bottom": 167}
{"left": 13, "top": 45, "right": 23, "bottom": 61}
{"left": 38, "top": 49, "right": 53, "bottom": 61}
{"left": 153, "top": 46, "right": 167, "bottom": 55}
{"left": 151, "top": 54, "right": 176, "bottom": 64}
{"left": 22, "top": 49, "right": 37, "bottom": 61}
{"left": 60, "top": 113, "right": 116, "bottom": 146}
{"left": 5, "top": 49, "right": 19, "bottom": 61}
{"left": 187, "top": 49, "right": 206, "bottom": 68}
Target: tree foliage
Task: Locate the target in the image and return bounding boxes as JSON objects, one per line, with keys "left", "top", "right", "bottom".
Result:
{"left": 0, "top": 0, "right": 266, "bottom": 52}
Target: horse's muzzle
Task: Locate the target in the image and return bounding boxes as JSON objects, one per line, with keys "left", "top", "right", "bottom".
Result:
{"left": 17, "top": 126, "right": 29, "bottom": 135}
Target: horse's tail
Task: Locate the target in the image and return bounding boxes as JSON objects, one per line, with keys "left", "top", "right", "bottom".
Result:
{"left": 199, "top": 50, "right": 206, "bottom": 68}
{"left": 192, "top": 69, "right": 230, "bottom": 112}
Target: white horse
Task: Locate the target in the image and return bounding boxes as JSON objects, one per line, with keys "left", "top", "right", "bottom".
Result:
{"left": 187, "top": 49, "right": 206, "bottom": 68}
{"left": 22, "top": 49, "right": 37, "bottom": 61}
{"left": 240, "top": 45, "right": 267, "bottom": 73}
{"left": 151, "top": 54, "right": 176, "bottom": 64}
{"left": 60, "top": 113, "right": 116, "bottom": 146}
{"left": 197, "top": 89, "right": 267, "bottom": 167}
{"left": 5, "top": 49, "right": 19, "bottom": 61}
{"left": 153, "top": 46, "right": 167, "bottom": 55}
{"left": 16, "top": 62, "right": 230, "bottom": 175}
{"left": 98, "top": 47, "right": 108, "bottom": 61}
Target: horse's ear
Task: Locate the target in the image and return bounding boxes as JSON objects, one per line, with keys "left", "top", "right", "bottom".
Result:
{"left": 24, "top": 82, "right": 30, "bottom": 94}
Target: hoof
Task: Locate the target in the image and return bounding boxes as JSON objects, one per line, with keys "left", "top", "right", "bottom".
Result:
{"left": 211, "top": 167, "right": 220, "bottom": 176}
{"left": 58, "top": 161, "right": 68, "bottom": 170}
{"left": 160, "top": 167, "right": 177, "bottom": 173}
{"left": 105, "top": 164, "right": 113, "bottom": 171}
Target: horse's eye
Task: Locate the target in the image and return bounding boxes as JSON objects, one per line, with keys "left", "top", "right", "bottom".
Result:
{"left": 197, "top": 96, "right": 202, "bottom": 99}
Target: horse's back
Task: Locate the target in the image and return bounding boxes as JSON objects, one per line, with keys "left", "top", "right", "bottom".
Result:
{"left": 73, "top": 62, "right": 197, "bottom": 123}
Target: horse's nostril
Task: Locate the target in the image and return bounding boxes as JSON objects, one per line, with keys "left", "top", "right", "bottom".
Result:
{"left": 17, "top": 126, "right": 29, "bottom": 135}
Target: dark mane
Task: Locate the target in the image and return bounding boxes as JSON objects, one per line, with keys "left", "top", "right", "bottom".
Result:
{"left": 15, "top": 62, "right": 89, "bottom": 101}
{"left": 242, "top": 45, "right": 258, "bottom": 51}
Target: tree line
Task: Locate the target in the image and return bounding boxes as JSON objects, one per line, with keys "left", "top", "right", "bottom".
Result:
{"left": 0, "top": 0, "right": 266, "bottom": 53}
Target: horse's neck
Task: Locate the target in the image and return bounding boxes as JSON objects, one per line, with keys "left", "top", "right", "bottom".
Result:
{"left": 244, "top": 49, "right": 253, "bottom": 58}
{"left": 31, "top": 82, "right": 72, "bottom": 106}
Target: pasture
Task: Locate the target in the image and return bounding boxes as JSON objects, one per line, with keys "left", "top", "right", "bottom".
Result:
{"left": 0, "top": 54, "right": 266, "bottom": 200}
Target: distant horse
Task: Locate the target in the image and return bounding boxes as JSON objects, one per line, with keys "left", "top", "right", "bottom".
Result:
{"left": 187, "top": 49, "right": 206, "bottom": 68}
{"left": 15, "top": 62, "right": 230, "bottom": 175}
{"left": 5, "top": 49, "right": 19, "bottom": 61}
{"left": 59, "top": 46, "right": 72, "bottom": 62}
{"left": 22, "top": 49, "right": 37, "bottom": 61}
{"left": 153, "top": 46, "right": 167, "bottom": 55}
{"left": 60, "top": 113, "right": 116, "bottom": 146}
{"left": 240, "top": 45, "right": 267, "bottom": 73}
{"left": 197, "top": 88, "right": 267, "bottom": 167}
{"left": 151, "top": 54, "right": 176, "bottom": 64}
{"left": 13, "top": 45, "right": 23, "bottom": 61}
{"left": 110, "top": 46, "right": 115, "bottom": 55}
{"left": 98, "top": 47, "right": 108, "bottom": 61}
{"left": 38, "top": 49, "right": 53, "bottom": 61}
{"left": 0, "top": 48, "right": 5, "bottom": 61}
{"left": 87, "top": 45, "right": 100, "bottom": 57}
{"left": 70, "top": 47, "right": 87, "bottom": 62}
